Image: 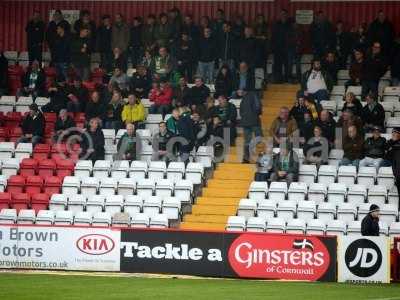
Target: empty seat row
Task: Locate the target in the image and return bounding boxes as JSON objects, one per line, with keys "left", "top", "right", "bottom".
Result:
{"left": 226, "top": 215, "right": 400, "bottom": 237}
{"left": 237, "top": 198, "right": 399, "bottom": 224}
{"left": 0, "top": 209, "right": 170, "bottom": 228}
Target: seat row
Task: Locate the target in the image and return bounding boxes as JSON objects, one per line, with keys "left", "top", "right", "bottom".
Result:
{"left": 248, "top": 181, "right": 398, "bottom": 205}
{"left": 0, "top": 209, "right": 170, "bottom": 228}
{"left": 226, "top": 216, "right": 400, "bottom": 237}
{"left": 237, "top": 199, "right": 399, "bottom": 225}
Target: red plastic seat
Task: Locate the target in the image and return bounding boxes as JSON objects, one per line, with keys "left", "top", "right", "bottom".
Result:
{"left": 82, "top": 81, "right": 96, "bottom": 92}
{"left": 0, "top": 127, "right": 9, "bottom": 142}
{"left": 20, "top": 158, "right": 38, "bottom": 177}
{"left": 74, "top": 113, "right": 86, "bottom": 123}
{"left": 0, "top": 192, "right": 11, "bottom": 210}
{"left": 25, "top": 176, "right": 44, "bottom": 195}
{"left": 43, "top": 176, "right": 61, "bottom": 195}
{"left": 44, "top": 112, "right": 57, "bottom": 124}
{"left": 37, "top": 159, "right": 56, "bottom": 179}
{"left": 5, "top": 112, "right": 22, "bottom": 129}
{"left": 33, "top": 144, "right": 50, "bottom": 160}
{"left": 56, "top": 159, "right": 75, "bottom": 179}
{"left": 9, "top": 127, "right": 23, "bottom": 143}
{"left": 31, "top": 193, "right": 49, "bottom": 213}
{"left": 91, "top": 68, "right": 105, "bottom": 84}
{"left": 10, "top": 193, "right": 31, "bottom": 213}
{"left": 7, "top": 175, "right": 26, "bottom": 194}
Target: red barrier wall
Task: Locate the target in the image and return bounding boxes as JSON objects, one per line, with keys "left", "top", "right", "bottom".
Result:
{"left": 1, "top": 1, "right": 400, "bottom": 51}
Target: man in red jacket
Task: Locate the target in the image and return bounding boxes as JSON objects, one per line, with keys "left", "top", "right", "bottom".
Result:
{"left": 149, "top": 79, "right": 173, "bottom": 118}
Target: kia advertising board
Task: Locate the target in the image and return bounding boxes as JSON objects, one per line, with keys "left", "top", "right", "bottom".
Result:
{"left": 0, "top": 225, "right": 120, "bottom": 271}
{"left": 120, "top": 229, "right": 337, "bottom": 281}
{"left": 338, "top": 236, "right": 390, "bottom": 283}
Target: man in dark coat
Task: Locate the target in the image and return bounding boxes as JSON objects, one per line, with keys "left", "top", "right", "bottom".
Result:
{"left": 26, "top": 11, "right": 45, "bottom": 64}
{"left": 53, "top": 109, "right": 76, "bottom": 143}
{"left": 386, "top": 128, "right": 400, "bottom": 207}
{"left": 233, "top": 62, "right": 255, "bottom": 98}
{"left": 187, "top": 77, "right": 210, "bottom": 109}
{"left": 73, "top": 10, "right": 97, "bottom": 50}
{"left": 0, "top": 52, "right": 8, "bottom": 96}
{"left": 52, "top": 25, "right": 70, "bottom": 80}
{"left": 130, "top": 65, "right": 152, "bottom": 98}
{"left": 362, "top": 42, "right": 387, "bottom": 99}
{"left": 80, "top": 118, "right": 105, "bottom": 163}
{"left": 218, "top": 21, "right": 237, "bottom": 71}
{"left": 309, "top": 11, "right": 334, "bottom": 58}
{"left": 361, "top": 92, "right": 385, "bottom": 132}
{"left": 367, "top": 11, "right": 394, "bottom": 54}
{"left": 361, "top": 204, "right": 380, "bottom": 236}
{"left": 18, "top": 103, "right": 45, "bottom": 147}
{"left": 97, "top": 15, "right": 113, "bottom": 72}
{"left": 46, "top": 10, "right": 71, "bottom": 63}
{"left": 71, "top": 27, "right": 92, "bottom": 81}
{"left": 240, "top": 91, "right": 262, "bottom": 163}
{"left": 238, "top": 26, "right": 258, "bottom": 69}
{"left": 19, "top": 61, "right": 46, "bottom": 98}
{"left": 129, "top": 17, "right": 143, "bottom": 68}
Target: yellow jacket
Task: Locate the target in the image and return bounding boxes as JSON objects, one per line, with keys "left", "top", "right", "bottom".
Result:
{"left": 121, "top": 103, "right": 146, "bottom": 123}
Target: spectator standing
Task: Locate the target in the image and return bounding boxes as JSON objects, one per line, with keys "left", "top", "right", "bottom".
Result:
{"left": 269, "top": 106, "right": 298, "bottom": 147}
{"left": 0, "top": 52, "right": 8, "bottom": 96}
{"left": 129, "top": 17, "right": 143, "bottom": 68}
{"left": 18, "top": 103, "right": 45, "bottom": 147}
{"left": 301, "top": 59, "right": 333, "bottom": 102}
{"left": 310, "top": 11, "right": 334, "bottom": 58}
{"left": 386, "top": 128, "right": 400, "bottom": 204}
{"left": 334, "top": 21, "right": 352, "bottom": 68}
{"left": 112, "top": 14, "right": 130, "bottom": 54}
{"left": 361, "top": 92, "right": 385, "bottom": 131}
{"left": 46, "top": 10, "right": 71, "bottom": 63}
{"left": 362, "top": 42, "right": 387, "bottom": 98}
{"left": 182, "top": 15, "right": 200, "bottom": 44}
{"left": 253, "top": 14, "right": 269, "bottom": 69}
{"left": 347, "top": 49, "right": 365, "bottom": 87}
{"left": 238, "top": 26, "right": 258, "bottom": 69}
{"left": 367, "top": 11, "right": 394, "bottom": 54}
{"left": 215, "top": 65, "right": 235, "bottom": 98}
{"left": 26, "top": 11, "right": 45, "bottom": 64}
{"left": 322, "top": 51, "right": 339, "bottom": 85}
{"left": 52, "top": 25, "right": 70, "bottom": 80}
{"left": 80, "top": 118, "right": 105, "bottom": 162}
{"left": 155, "top": 13, "right": 172, "bottom": 49}
{"left": 240, "top": 91, "right": 263, "bottom": 163}
{"left": 351, "top": 23, "right": 368, "bottom": 52}
{"left": 71, "top": 27, "right": 92, "bottom": 81}
{"left": 197, "top": 28, "right": 217, "bottom": 84}
{"left": 97, "top": 15, "right": 113, "bottom": 73}
{"left": 74, "top": 10, "right": 97, "bottom": 49}
{"left": 218, "top": 21, "right": 237, "bottom": 71}
{"left": 53, "top": 109, "right": 76, "bottom": 142}
{"left": 340, "top": 125, "right": 364, "bottom": 168}
{"left": 359, "top": 126, "right": 386, "bottom": 170}
{"left": 121, "top": 94, "right": 146, "bottom": 128}
{"left": 142, "top": 15, "right": 157, "bottom": 52}
{"left": 149, "top": 79, "right": 173, "bottom": 117}
{"left": 175, "top": 32, "right": 196, "bottom": 81}
{"left": 270, "top": 145, "right": 299, "bottom": 185}
{"left": 391, "top": 41, "right": 400, "bottom": 86}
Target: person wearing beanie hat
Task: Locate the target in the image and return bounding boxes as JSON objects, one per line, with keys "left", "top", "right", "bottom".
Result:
{"left": 361, "top": 204, "right": 380, "bottom": 236}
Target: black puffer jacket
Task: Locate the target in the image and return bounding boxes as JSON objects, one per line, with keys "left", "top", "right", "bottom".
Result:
{"left": 363, "top": 136, "right": 386, "bottom": 159}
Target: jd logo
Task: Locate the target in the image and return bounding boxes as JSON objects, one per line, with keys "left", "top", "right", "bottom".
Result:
{"left": 345, "top": 239, "right": 382, "bottom": 277}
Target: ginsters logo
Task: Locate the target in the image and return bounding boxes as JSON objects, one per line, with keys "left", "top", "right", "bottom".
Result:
{"left": 76, "top": 234, "right": 115, "bottom": 255}
{"left": 228, "top": 235, "right": 330, "bottom": 280}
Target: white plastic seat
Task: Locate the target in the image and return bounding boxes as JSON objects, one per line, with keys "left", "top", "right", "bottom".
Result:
{"left": 297, "top": 200, "right": 316, "bottom": 221}
{"left": 246, "top": 217, "right": 266, "bottom": 232}
{"left": 102, "top": 129, "right": 116, "bottom": 145}
{"left": 0, "top": 142, "right": 15, "bottom": 160}
{"left": 377, "top": 167, "right": 395, "bottom": 190}
{"left": 93, "top": 160, "right": 111, "bottom": 179}
{"left": 380, "top": 204, "right": 398, "bottom": 225}
{"left": 155, "top": 179, "right": 174, "bottom": 200}
{"left": 162, "top": 197, "right": 181, "bottom": 220}
{"left": 14, "top": 143, "right": 32, "bottom": 160}
{"left": 379, "top": 221, "right": 389, "bottom": 236}
{"left": 331, "top": 85, "right": 346, "bottom": 96}
{"left": 195, "top": 146, "right": 214, "bottom": 168}
{"left": 2, "top": 158, "right": 19, "bottom": 179}
{"left": 328, "top": 149, "right": 344, "bottom": 166}
{"left": 54, "top": 210, "right": 74, "bottom": 225}
{"left": 99, "top": 177, "right": 117, "bottom": 195}
{"left": 174, "top": 179, "right": 193, "bottom": 204}
{"left": 388, "top": 186, "right": 399, "bottom": 207}
{"left": 116, "top": 129, "right": 127, "bottom": 145}
{"left": 136, "top": 128, "right": 152, "bottom": 144}
{"left": 105, "top": 144, "right": 117, "bottom": 162}
{"left": 357, "top": 203, "right": 371, "bottom": 221}
{"left": 62, "top": 176, "right": 81, "bottom": 194}
{"left": 136, "top": 178, "right": 155, "bottom": 198}
{"left": 317, "top": 202, "right": 336, "bottom": 222}
{"left": 226, "top": 216, "right": 246, "bottom": 231}
{"left": 257, "top": 200, "right": 277, "bottom": 219}
{"left": 237, "top": 198, "right": 257, "bottom": 219}
{"left": 117, "top": 178, "right": 136, "bottom": 196}
{"left": 124, "top": 195, "right": 143, "bottom": 217}
{"left": 308, "top": 183, "right": 327, "bottom": 204}
{"left": 0, "top": 96, "right": 16, "bottom": 113}
{"left": 80, "top": 177, "right": 99, "bottom": 195}
{"left": 288, "top": 182, "right": 308, "bottom": 202}
{"left": 49, "top": 194, "right": 67, "bottom": 211}
{"left": 86, "top": 195, "right": 105, "bottom": 214}
{"left": 347, "top": 184, "right": 367, "bottom": 206}
{"left": 338, "top": 166, "right": 357, "bottom": 187}
{"left": 148, "top": 161, "right": 167, "bottom": 180}
{"left": 166, "top": 162, "right": 185, "bottom": 182}
{"left": 357, "top": 167, "right": 376, "bottom": 187}
{"left": 327, "top": 183, "right": 347, "bottom": 205}
{"left": 0, "top": 175, "right": 7, "bottom": 192}
{"left": 67, "top": 194, "right": 87, "bottom": 213}
{"left": 347, "top": 86, "right": 362, "bottom": 96}
{"left": 149, "top": 213, "right": 169, "bottom": 228}
{"left": 145, "top": 114, "right": 163, "bottom": 133}
{"left": 325, "top": 220, "right": 346, "bottom": 236}
{"left": 320, "top": 100, "right": 337, "bottom": 114}
{"left": 266, "top": 217, "right": 286, "bottom": 233}
{"left": 74, "top": 160, "right": 93, "bottom": 179}
{"left": 306, "top": 219, "right": 325, "bottom": 235}
{"left": 16, "top": 96, "right": 33, "bottom": 113}
{"left": 143, "top": 196, "right": 162, "bottom": 217}
{"left": 105, "top": 195, "right": 124, "bottom": 215}
{"left": 128, "top": 160, "right": 148, "bottom": 180}
{"left": 181, "top": 163, "right": 203, "bottom": 187}
{"left": 0, "top": 208, "right": 17, "bottom": 224}
{"left": 111, "top": 160, "right": 130, "bottom": 180}
{"left": 368, "top": 185, "right": 387, "bottom": 206}
{"left": 386, "top": 117, "right": 400, "bottom": 133}
{"left": 299, "top": 164, "right": 317, "bottom": 185}
{"left": 35, "top": 210, "right": 54, "bottom": 225}
{"left": 347, "top": 220, "right": 362, "bottom": 236}
{"left": 112, "top": 212, "right": 131, "bottom": 227}
{"left": 276, "top": 201, "right": 297, "bottom": 221}
{"left": 381, "top": 102, "right": 394, "bottom": 119}
{"left": 248, "top": 181, "right": 268, "bottom": 200}
{"left": 318, "top": 165, "right": 337, "bottom": 185}
{"left": 131, "top": 213, "right": 150, "bottom": 228}
{"left": 74, "top": 211, "right": 92, "bottom": 226}
{"left": 269, "top": 181, "right": 288, "bottom": 201}
{"left": 92, "top": 212, "right": 112, "bottom": 227}
{"left": 337, "top": 203, "right": 357, "bottom": 224}
{"left": 35, "top": 97, "right": 50, "bottom": 107}
{"left": 286, "top": 219, "right": 306, "bottom": 234}
{"left": 389, "top": 222, "right": 400, "bottom": 237}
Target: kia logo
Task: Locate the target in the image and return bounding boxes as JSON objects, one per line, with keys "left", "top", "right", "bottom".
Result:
{"left": 345, "top": 239, "right": 382, "bottom": 277}
{"left": 76, "top": 234, "right": 115, "bottom": 255}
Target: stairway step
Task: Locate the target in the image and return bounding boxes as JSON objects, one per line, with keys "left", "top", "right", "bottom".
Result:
{"left": 213, "top": 170, "right": 254, "bottom": 180}
{"left": 207, "top": 180, "right": 251, "bottom": 189}
{"left": 180, "top": 222, "right": 226, "bottom": 231}
{"left": 202, "top": 187, "right": 248, "bottom": 198}
{"left": 196, "top": 197, "right": 242, "bottom": 206}
{"left": 184, "top": 214, "right": 229, "bottom": 224}
{"left": 191, "top": 204, "right": 237, "bottom": 215}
